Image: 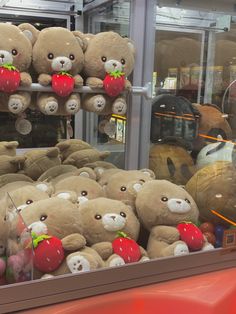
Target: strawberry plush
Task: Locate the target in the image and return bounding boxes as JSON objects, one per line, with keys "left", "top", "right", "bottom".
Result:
{"left": 103, "top": 70, "right": 125, "bottom": 97}
{"left": 0, "top": 64, "right": 21, "bottom": 93}
{"left": 32, "top": 232, "right": 64, "bottom": 273}
{"left": 52, "top": 71, "right": 75, "bottom": 97}
{"left": 177, "top": 222, "right": 204, "bottom": 251}
{"left": 112, "top": 231, "right": 141, "bottom": 263}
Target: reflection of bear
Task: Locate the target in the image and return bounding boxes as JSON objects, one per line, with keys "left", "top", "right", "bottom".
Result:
{"left": 0, "top": 23, "right": 34, "bottom": 115}
{"left": 82, "top": 32, "right": 135, "bottom": 115}
{"left": 19, "top": 24, "right": 86, "bottom": 115}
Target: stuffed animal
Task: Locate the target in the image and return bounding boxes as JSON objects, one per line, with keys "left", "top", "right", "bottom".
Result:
{"left": 17, "top": 197, "right": 104, "bottom": 277}
{"left": 149, "top": 143, "right": 195, "bottom": 185}
{"left": 63, "top": 148, "right": 110, "bottom": 169}
{"left": 21, "top": 147, "right": 61, "bottom": 180}
{"left": 0, "top": 155, "right": 25, "bottom": 177}
{"left": 129, "top": 180, "right": 213, "bottom": 258}
{"left": 0, "top": 141, "right": 19, "bottom": 156}
{"left": 77, "top": 197, "right": 149, "bottom": 266}
{"left": 104, "top": 169, "right": 155, "bottom": 209}
{"left": 186, "top": 161, "right": 236, "bottom": 225}
{"left": 82, "top": 31, "right": 135, "bottom": 115}
{"left": 54, "top": 175, "right": 105, "bottom": 204}
{"left": 37, "top": 164, "right": 78, "bottom": 182}
{"left": 19, "top": 24, "right": 86, "bottom": 116}
{"left": 196, "top": 139, "right": 235, "bottom": 170}
{"left": 0, "top": 173, "right": 32, "bottom": 189}
{"left": 0, "top": 23, "right": 34, "bottom": 115}
{"left": 192, "top": 104, "right": 232, "bottom": 156}
{"left": 56, "top": 139, "right": 92, "bottom": 161}
{"left": 0, "top": 180, "right": 33, "bottom": 200}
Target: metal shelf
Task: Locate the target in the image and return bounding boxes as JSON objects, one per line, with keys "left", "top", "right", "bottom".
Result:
{"left": 18, "top": 82, "right": 153, "bottom": 99}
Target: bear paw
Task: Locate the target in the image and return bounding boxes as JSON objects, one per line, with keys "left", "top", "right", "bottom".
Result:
{"left": 41, "top": 274, "right": 54, "bottom": 280}
{"left": 66, "top": 254, "right": 90, "bottom": 273}
{"left": 65, "top": 99, "right": 80, "bottom": 114}
{"left": 8, "top": 97, "right": 24, "bottom": 114}
{"left": 202, "top": 243, "right": 214, "bottom": 251}
{"left": 112, "top": 98, "right": 127, "bottom": 115}
{"left": 108, "top": 256, "right": 125, "bottom": 267}
{"left": 44, "top": 101, "right": 58, "bottom": 115}
{"left": 174, "top": 243, "right": 189, "bottom": 256}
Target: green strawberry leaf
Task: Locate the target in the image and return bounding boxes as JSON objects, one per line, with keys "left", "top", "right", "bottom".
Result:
{"left": 109, "top": 70, "right": 125, "bottom": 78}
{"left": 31, "top": 232, "right": 51, "bottom": 248}
{"left": 58, "top": 71, "right": 72, "bottom": 77}
{"left": 1, "top": 63, "right": 18, "bottom": 71}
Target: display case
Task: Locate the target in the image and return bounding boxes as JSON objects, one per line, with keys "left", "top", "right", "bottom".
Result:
{"left": 2, "top": 0, "right": 236, "bottom": 313}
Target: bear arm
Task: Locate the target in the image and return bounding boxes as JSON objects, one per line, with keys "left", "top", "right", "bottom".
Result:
{"left": 124, "top": 79, "right": 132, "bottom": 90}
{"left": 91, "top": 242, "right": 113, "bottom": 260}
{"left": 151, "top": 226, "right": 180, "bottom": 244}
{"left": 86, "top": 77, "right": 104, "bottom": 88}
{"left": 61, "top": 233, "right": 86, "bottom": 251}
{"left": 20, "top": 72, "right": 32, "bottom": 86}
{"left": 73, "top": 74, "right": 83, "bottom": 87}
{"left": 38, "top": 73, "right": 52, "bottom": 86}
{"left": 139, "top": 246, "right": 148, "bottom": 257}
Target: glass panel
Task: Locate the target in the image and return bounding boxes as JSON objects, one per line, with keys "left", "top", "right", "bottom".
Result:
{"left": 83, "top": 0, "right": 131, "bottom": 168}
{"left": 149, "top": 3, "right": 236, "bottom": 250}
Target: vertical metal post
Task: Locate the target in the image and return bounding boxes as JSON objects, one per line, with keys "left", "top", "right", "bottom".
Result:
{"left": 125, "top": 0, "right": 156, "bottom": 169}
{"left": 204, "top": 31, "right": 216, "bottom": 103}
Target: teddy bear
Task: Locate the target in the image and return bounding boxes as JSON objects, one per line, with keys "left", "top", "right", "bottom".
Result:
{"left": 11, "top": 197, "right": 104, "bottom": 278}
{"left": 19, "top": 24, "right": 86, "bottom": 116}
{"left": 196, "top": 139, "right": 235, "bottom": 170}
{"left": 21, "top": 147, "right": 61, "bottom": 180}
{"left": 0, "top": 23, "right": 34, "bottom": 115}
{"left": 81, "top": 31, "right": 135, "bottom": 115}
{"left": 103, "top": 169, "right": 155, "bottom": 209}
{"left": 129, "top": 180, "right": 213, "bottom": 259}
{"left": 63, "top": 148, "right": 110, "bottom": 169}
{"left": 149, "top": 143, "right": 195, "bottom": 185}
{"left": 186, "top": 161, "right": 236, "bottom": 225}
{"left": 37, "top": 164, "right": 78, "bottom": 182}
{"left": 0, "top": 179, "right": 33, "bottom": 200}
{"left": 77, "top": 197, "right": 149, "bottom": 266}
{"left": 0, "top": 141, "right": 19, "bottom": 156}
{"left": 0, "top": 173, "right": 32, "bottom": 189}
{"left": 0, "top": 155, "right": 25, "bottom": 177}
{"left": 56, "top": 139, "right": 92, "bottom": 161}
{"left": 54, "top": 175, "right": 105, "bottom": 204}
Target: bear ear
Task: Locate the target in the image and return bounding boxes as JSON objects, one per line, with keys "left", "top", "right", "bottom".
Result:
{"left": 46, "top": 147, "right": 59, "bottom": 158}
{"left": 124, "top": 38, "right": 135, "bottom": 56}
{"left": 34, "top": 182, "right": 54, "bottom": 196}
{"left": 127, "top": 180, "right": 144, "bottom": 197}
{"left": 53, "top": 191, "right": 77, "bottom": 203}
{"left": 139, "top": 168, "right": 156, "bottom": 179}
{"left": 4, "top": 141, "right": 19, "bottom": 149}
{"left": 18, "top": 23, "right": 39, "bottom": 46}
{"left": 77, "top": 167, "right": 97, "bottom": 180}
{"left": 72, "top": 31, "right": 88, "bottom": 52}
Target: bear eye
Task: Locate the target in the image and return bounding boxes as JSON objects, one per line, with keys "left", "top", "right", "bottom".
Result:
{"left": 121, "top": 58, "right": 125, "bottom": 65}
{"left": 120, "top": 186, "right": 126, "bottom": 192}
{"left": 95, "top": 214, "right": 102, "bottom": 220}
{"left": 40, "top": 215, "right": 47, "bottom": 221}
{"left": 161, "top": 197, "right": 168, "bottom": 202}
{"left": 120, "top": 212, "right": 126, "bottom": 218}
{"left": 69, "top": 54, "right": 75, "bottom": 60}
{"left": 185, "top": 198, "right": 191, "bottom": 204}
{"left": 81, "top": 191, "right": 88, "bottom": 196}
{"left": 140, "top": 179, "right": 145, "bottom": 183}
{"left": 12, "top": 49, "right": 18, "bottom": 56}
{"left": 48, "top": 53, "right": 54, "bottom": 60}
{"left": 101, "top": 56, "right": 107, "bottom": 62}
{"left": 26, "top": 199, "right": 33, "bottom": 205}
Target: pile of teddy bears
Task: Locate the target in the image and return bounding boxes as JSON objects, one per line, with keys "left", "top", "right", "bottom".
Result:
{"left": 0, "top": 137, "right": 220, "bottom": 286}
{"left": 0, "top": 22, "right": 135, "bottom": 118}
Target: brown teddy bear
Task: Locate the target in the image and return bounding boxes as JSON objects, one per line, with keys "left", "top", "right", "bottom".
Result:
{"left": 19, "top": 24, "right": 86, "bottom": 116}
{"left": 0, "top": 141, "right": 19, "bottom": 156}
{"left": 104, "top": 169, "right": 155, "bottom": 209}
{"left": 130, "top": 180, "right": 213, "bottom": 258}
{"left": 0, "top": 23, "right": 34, "bottom": 115}
{"left": 56, "top": 139, "right": 92, "bottom": 161}
{"left": 77, "top": 197, "right": 149, "bottom": 266}
{"left": 54, "top": 175, "right": 105, "bottom": 204}
{"left": 82, "top": 31, "right": 135, "bottom": 115}
{"left": 186, "top": 161, "right": 236, "bottom": 225}
{"left": 21, "top": 147, "right": 61, "bottom": 180}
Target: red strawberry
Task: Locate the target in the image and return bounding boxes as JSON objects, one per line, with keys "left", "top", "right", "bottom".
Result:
{"left": 112, "top": 231, "right": 141, "bottom": 263}
{"left": 52, "top": 71, "right": 75, "bottom": 97}
{"left": 32, "top": 234, "right": 64, "bottom": 273}
{"left": 103, "top": 70, "right": 125, "bottom": 97}
{"left": 0, "top": 64, "right": 20, "bottom": 93}
{"left": 177, "top": 222, "right": 204, "bottom": 251}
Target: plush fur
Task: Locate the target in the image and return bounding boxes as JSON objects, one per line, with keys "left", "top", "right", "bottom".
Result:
{"left": 0, "top": 141, "right": 19, "bottom": 156}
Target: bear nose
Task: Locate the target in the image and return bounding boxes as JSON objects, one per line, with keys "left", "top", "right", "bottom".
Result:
{"left": 60, "top": 60, "right": 65, "bottom": 65}
{"left": 0, "top": 54, "right": 4, "bottom": 58}
{"left": 176, "top": 200, "right": 181, "bottom": 204}
{"left": 113, "top": 63, "right": 117, "bottom": 67}
{"left": 110, "top": 215, "right": 116, "bottom": 220}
